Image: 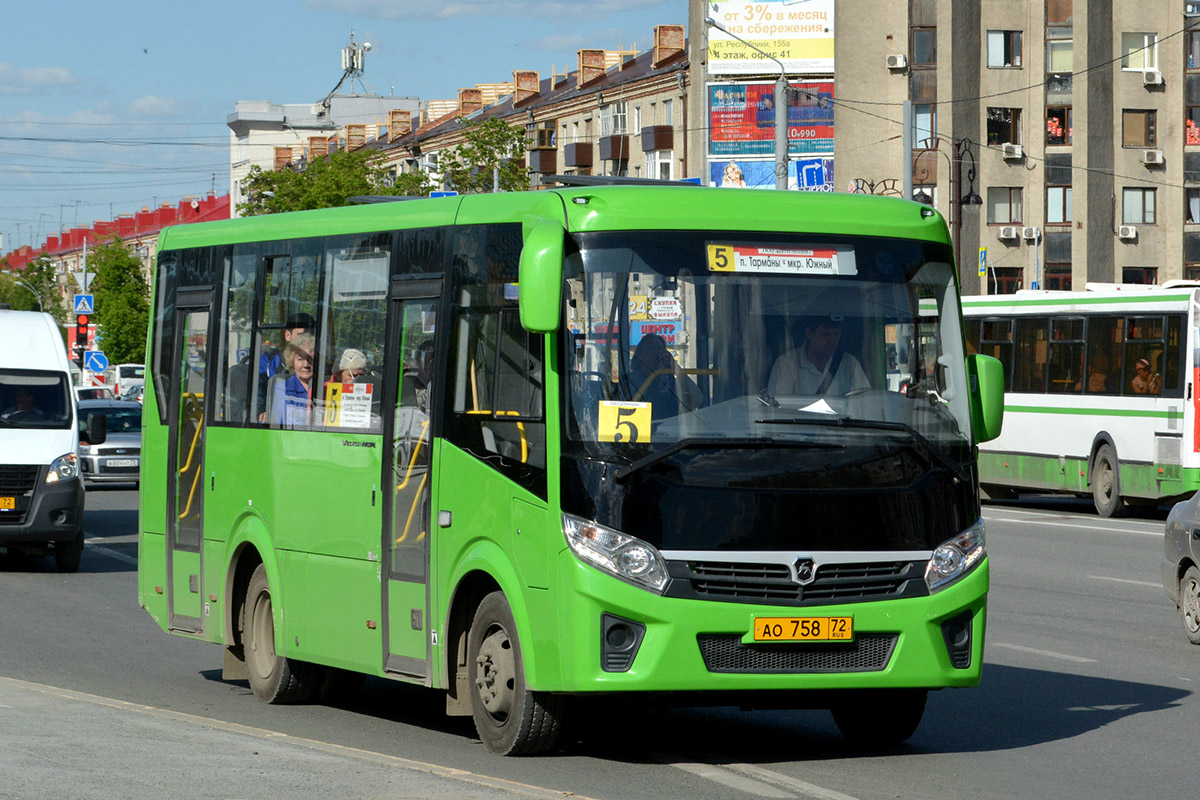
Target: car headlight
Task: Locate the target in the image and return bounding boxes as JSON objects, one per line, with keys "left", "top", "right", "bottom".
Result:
{"left": 46, "top": 452, "right": 79, "bottom": 483}
{"left": 562, "top": 513, "right": 669, "bottom": 594}
{"left": 925, "top": 519, "right": 986, "bottom": 593}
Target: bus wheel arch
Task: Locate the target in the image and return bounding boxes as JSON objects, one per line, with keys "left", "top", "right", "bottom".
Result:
{"left": 1089, "top": 436, "right": 1128, "bottom": 517}
{"left": 444, "top": 570, "right": 502, "bottom": 716}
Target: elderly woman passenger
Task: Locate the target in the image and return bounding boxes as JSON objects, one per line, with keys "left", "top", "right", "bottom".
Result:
{"left": 271, "top": 332, "right": 316, "bottom": 427}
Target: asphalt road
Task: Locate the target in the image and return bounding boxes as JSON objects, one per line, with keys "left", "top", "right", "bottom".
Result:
{"left": 1, "top": 487, "right": 1195, "bottom": 800}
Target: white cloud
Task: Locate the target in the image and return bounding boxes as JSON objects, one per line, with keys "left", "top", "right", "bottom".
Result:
{"left": 306, "top": 0, "right": 668, "bottom": 20}
{"left": 128, "top": 95, "right": 180, "bottom": 118}
{"left": 0, "top": 63, "right": 79, "bottom": 96}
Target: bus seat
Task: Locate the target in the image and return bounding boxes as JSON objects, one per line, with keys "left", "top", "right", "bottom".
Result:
{"left": 225, "top": 357, "right": 251, "bottom": 423}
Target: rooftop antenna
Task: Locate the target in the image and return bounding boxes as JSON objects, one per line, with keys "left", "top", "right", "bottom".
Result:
{"left": 320, "top": 30, "right": 377, "bottom": 112}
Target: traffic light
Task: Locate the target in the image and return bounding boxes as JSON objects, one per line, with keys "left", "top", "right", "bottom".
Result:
{"left": 75, "top": 314, "right": 89, "bottom": 358}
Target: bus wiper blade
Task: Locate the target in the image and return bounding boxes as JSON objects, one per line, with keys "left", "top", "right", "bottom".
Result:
{"left": 612, "top": 436, "right": 837, "bottom": 482}
{"left": 758, "top": 416, "right": 970, "bottom": 484}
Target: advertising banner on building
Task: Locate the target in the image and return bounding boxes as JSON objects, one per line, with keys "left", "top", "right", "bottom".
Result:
{"left": 709, "top": 81, "right": 834, "bottom": 157}
{"left": 708, "top": 158, "right": 835, "bottom": 192}
{"left": 707, "top": 0, "right": 834, "bottom": 75}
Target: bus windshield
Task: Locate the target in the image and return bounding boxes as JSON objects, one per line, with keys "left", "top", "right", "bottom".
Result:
{"left": 561, "top": 230, "right": 974, "bottom": 552}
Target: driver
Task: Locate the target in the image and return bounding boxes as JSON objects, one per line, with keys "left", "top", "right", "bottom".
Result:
{"left": 768, "top": 315, "right": 869, "bottom": 395}
{"left": 1, "top": 387, "right": 45, "bottom": 420}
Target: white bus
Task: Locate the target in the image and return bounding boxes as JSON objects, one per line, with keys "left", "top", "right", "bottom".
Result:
{"left": 963, "top": 283, "right": 1197, "bottom": 516}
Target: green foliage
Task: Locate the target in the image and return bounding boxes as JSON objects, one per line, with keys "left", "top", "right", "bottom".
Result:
{"left": 440, "top": 117, "right": 529, "bottom": 194}
{"left": 0, "top": 255, "right": 67, "bottom": 325}
{"left": 238, "top": 148, "right": 419, "bottom": 216}
{"left": 90, "top": 238, "right": 150, "bottom": 364}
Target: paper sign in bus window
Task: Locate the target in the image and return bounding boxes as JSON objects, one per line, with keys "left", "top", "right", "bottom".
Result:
{"left": 598, "top": 401, "right": 651, "bottom": 443}
{"left": 323, "top": 382, "right": 373, "bottom": 429}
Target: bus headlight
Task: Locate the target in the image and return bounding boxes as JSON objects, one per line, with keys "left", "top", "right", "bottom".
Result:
{"left": 46, "top": 453, "right": 79, "bottom": 483}
{"left": 925, "top": 519, "right": 985, "bottom": 593}
{"left": 562, "top": 513, "right": 669, "bottom": 594}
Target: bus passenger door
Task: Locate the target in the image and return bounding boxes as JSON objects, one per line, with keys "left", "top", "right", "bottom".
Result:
{"left": 166, "top": 293, "right": 213, "bottom": 634}
{"left": 382, "top": 277, "right": 442, "bottom": 679}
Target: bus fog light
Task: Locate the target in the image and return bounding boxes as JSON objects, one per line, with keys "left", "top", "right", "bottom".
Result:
{"left": 924, "top": 520, "right": 985, "bottom": 593}
{"left": 563, "top": 513, "right": 669, "bottom": 594}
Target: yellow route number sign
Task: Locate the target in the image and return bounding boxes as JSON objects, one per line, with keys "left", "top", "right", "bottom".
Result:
{"left": 598, "top": 401, "right": 651, "bottom": 443}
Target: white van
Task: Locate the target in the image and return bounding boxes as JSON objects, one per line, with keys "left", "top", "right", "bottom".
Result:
{"left": 0, "top": 310, "right": 105, "bottom": 572}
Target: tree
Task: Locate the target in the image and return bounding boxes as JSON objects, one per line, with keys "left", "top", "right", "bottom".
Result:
{"left": 0, "top": 255, "right": 67, "bottom": 326}
{"left": 238, "top": 147, "right": 424, "bottom": 216}
{"left": 440, "top": 116, "right": 529, "bottom": 194}
{"left": 90, "top": 238, "right": 149, "bottom": 364}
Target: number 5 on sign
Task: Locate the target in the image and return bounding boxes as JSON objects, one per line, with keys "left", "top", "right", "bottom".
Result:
{"left": 598, "top": 401, "right": 651, "bottom": 443}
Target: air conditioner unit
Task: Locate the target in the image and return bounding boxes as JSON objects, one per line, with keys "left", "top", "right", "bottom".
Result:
{"left": 1143, "top": 69, "right": 1164, "bottom": 86}
{"left": 998, "top": 226, "right": 1019, "bottom": 240}
{"left": 1022, "top": 226, "right": 1041, "bottom": 241}
{"left": 886, "top": 53, "right": 908, "bottom": 70}
{"left": 1001, "top": 143, "right": 1024, "bottom": 160}
{"left": 1117, "top": 225, "right": 1138, "bottom": 240}
{"left": 1188, "top": 1, "right": 1200, "bottom": 16}
{"left": 1142, "top": 149, "right": 1165, "bottom": 165}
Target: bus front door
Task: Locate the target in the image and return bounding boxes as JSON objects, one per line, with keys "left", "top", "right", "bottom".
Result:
{"left": 166, "top": 295, "right": 212, "bottom": 634}
{"left": 383, "top": 278, "right": 441, "bottom": 679}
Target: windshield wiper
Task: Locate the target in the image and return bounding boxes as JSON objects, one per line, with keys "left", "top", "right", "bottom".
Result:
{"left": 611, "top": 436, "right": 840, "bottom": 482}
{"left": 755, "top": 416, "right": 970, "bottom": 484}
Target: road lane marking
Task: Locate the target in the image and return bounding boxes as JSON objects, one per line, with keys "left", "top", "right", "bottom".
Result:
{"left": 983, "top": 515, "right": 1163, "bottom": 537}
{"left": 726, "top": 763, "right": 865, "bottom": 800}
{"left": 84, "top": 538, "right": 138, "bottom": 566}
{"left": 990, "top": 643, "right": 1097, "bottom": 663}
{"left": 0, "top": 676, "right": 596, "bottom": 800}
{"left": 1088, "top": 575, "right": 1160, "bottom": 588}
{"left": 666, "top": 760, "right": 794, "bottom": 797}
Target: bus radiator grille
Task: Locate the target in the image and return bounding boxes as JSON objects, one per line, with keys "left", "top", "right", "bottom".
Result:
{"left": 675, "top": 560, "right": 921, "bottom": 605}
{"left": 697, "top": 634, "right": 897, "bottom": 674}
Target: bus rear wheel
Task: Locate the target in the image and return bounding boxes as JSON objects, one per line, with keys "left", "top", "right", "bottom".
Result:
{"left": 467, "top": 591, "right": 564, "bottom": 755}
{"left": 242, "top": 564, "right": 318, "bottom": 703}
{"left": 831, "top": 689, "right": 927, "bottom": 747}
{"left": 1091, "top": 444, "right": 1128, "bottom": 518}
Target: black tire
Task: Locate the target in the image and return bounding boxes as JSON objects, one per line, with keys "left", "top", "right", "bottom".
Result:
{"left": 1091, "top": 444, "right": 1128, "bottom": 518}
{"left": 1180, "top": 566, "right": 1200, "bottom": 646}
{"left": 980, "top": 484, "right": 1018, "bottom": 501}
{"left": 467, "top": 591, "right": 564, "bottom": 755}
{"left": 54, "top": 531, "right": 83, "bottom": 573}
{"left": 831, "top": 689, "right": 927, "bottom": 747}
{"left": 242, "top": 564, "right": 318, "bottom": 703}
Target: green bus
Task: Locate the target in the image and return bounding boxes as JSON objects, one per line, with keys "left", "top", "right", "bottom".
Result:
{"left": 138, "top": 185, "right": 1003, "bottom": 754}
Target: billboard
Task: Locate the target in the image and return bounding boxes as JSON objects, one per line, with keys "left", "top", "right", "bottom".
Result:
{"left": 709, "top": 158, "right": 835, "bottom": 192}
{"left": 709, "top": 81, "right": 834, "bottom": 157}
{"left": 707, "top": 0, "right": 834, "bottom": 76}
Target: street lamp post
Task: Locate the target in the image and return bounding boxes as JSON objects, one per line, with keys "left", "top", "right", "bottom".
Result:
{"left": 705, "top": 16, "right": 789, "bottom": 190}
{"left": 913, "top": 137, "right": 983, "bottom": 281}
{"left": 9, "top": 275, "right": 44, "bottom": 312}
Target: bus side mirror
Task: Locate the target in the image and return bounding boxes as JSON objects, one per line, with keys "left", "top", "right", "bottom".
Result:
{"left": 518, "top": 219, "right": 565, "bottom": 333}
{"left": 967, "top": 354, "right": 1004, "bottom": 443}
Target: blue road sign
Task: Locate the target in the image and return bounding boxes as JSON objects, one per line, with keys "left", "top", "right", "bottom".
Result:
{"left": 73, "top": 294, "right": 94, "bottom": 314}
{"left": 84, "top": 350, "right": 108, "bottom": 373}
{"left": 430, "top": 191, "right": 459, "bottom": 198}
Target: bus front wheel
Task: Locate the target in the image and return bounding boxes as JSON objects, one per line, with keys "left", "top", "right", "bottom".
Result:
{"left": 467, "top": 591, "right": 564, "bottom": 755}
{"left": 242, "top": 564, "right": 318, "bottom": 703}
{"left": 831, "top": 689, "right": 927, "bottom": 746}
{"left": 1092, "top": 444, "right": 1128, "bottom": 518}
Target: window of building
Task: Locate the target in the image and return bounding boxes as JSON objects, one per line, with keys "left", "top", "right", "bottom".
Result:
{"left": 1047, "top": 186, "right": 1073, "bottom": 224}
{"left": 1123, "top": 267, "right": 1158, "bottom": 284}
{"left": 1188, "top": 107, "right": 1200, "bottom": 146}
{"left": 531, "top": 120, "right": 556, "bottom": 149}
{"left": 913, "top": 104, "right": 937, "bottom": 149}
{"left": 1123, "top": 187, "right": 1157, "bottom": 224}
{"left": 1045, "top": 264, "right": 1072, "bottom": 290}
{"left": 912, "top": 27, "right": 936, "bottom": 66}
{"left": 990, "top": 268, "right": 1024, "bottom": 295}
{"left": 649, "top": 149, "right": 674, "bottom": 181}
{"left": 1047, "top": 39, "right": 1073, "bottom": 72}
{"left": 987, "top": 187, "right": 1024, "bottom": 224}
{"left": 1186, "top": 265, "right": 1200, "bottom": 280}
{"left": 1121, "top": 32, "right": 1158, "bottom": 70}
{"left": 987, "top": 108, "right": 1021, "bottom": 145}
{"left": 663, "top": 99, "right": 673, "bottom": 128}
{"left": 633, "top": 106, "right": 641, "bottom": 132}
{"left": 987, "top": 30, "right": 1023, "bottom": 67}
{"left": 1047, "top": 0, "right": 1072, "bottom": 25}
{"left": 1189, "top": 188, "right": 1200, "bottom": 224}
{"left": 599, "top": 101, "right": 628, "bottom": 137}
{"left": 1122, "top": 110, "right": 1157, "bottom": 147}
{"left": 1047, "top": 107, "right": 1072, "bottom": 145}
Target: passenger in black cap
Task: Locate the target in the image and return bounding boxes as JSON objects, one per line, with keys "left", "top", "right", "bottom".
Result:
{"left": 767, "top": 314, "right": 869, "bottom": 395}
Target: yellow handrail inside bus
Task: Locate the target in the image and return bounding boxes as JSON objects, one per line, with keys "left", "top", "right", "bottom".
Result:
{"left": 394, "top": 420, "right": 430, "bottom": 493}
{"left": 395, "top": 471, "right": 429, "bottom": 545}
{"left": 464, "top": 409, "right": 528, "bottom": 462}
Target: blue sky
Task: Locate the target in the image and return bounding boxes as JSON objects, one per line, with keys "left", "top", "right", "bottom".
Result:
{"left": 0, "top": 0, "right": 684, "bottom": 253}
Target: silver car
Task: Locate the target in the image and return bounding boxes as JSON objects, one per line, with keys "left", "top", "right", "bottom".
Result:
{"left": 77, "top": 399, "right": 142, "bottom": 486}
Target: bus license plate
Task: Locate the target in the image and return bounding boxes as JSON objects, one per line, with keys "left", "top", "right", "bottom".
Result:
{"left": 753, "top": 616, "right": 853, "bottom": 642}
{"left": 106, "top": 459, "right": 137, "bottom": 468}
{"left": 0, "top": 497, "right": 14, "bottom": 510}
